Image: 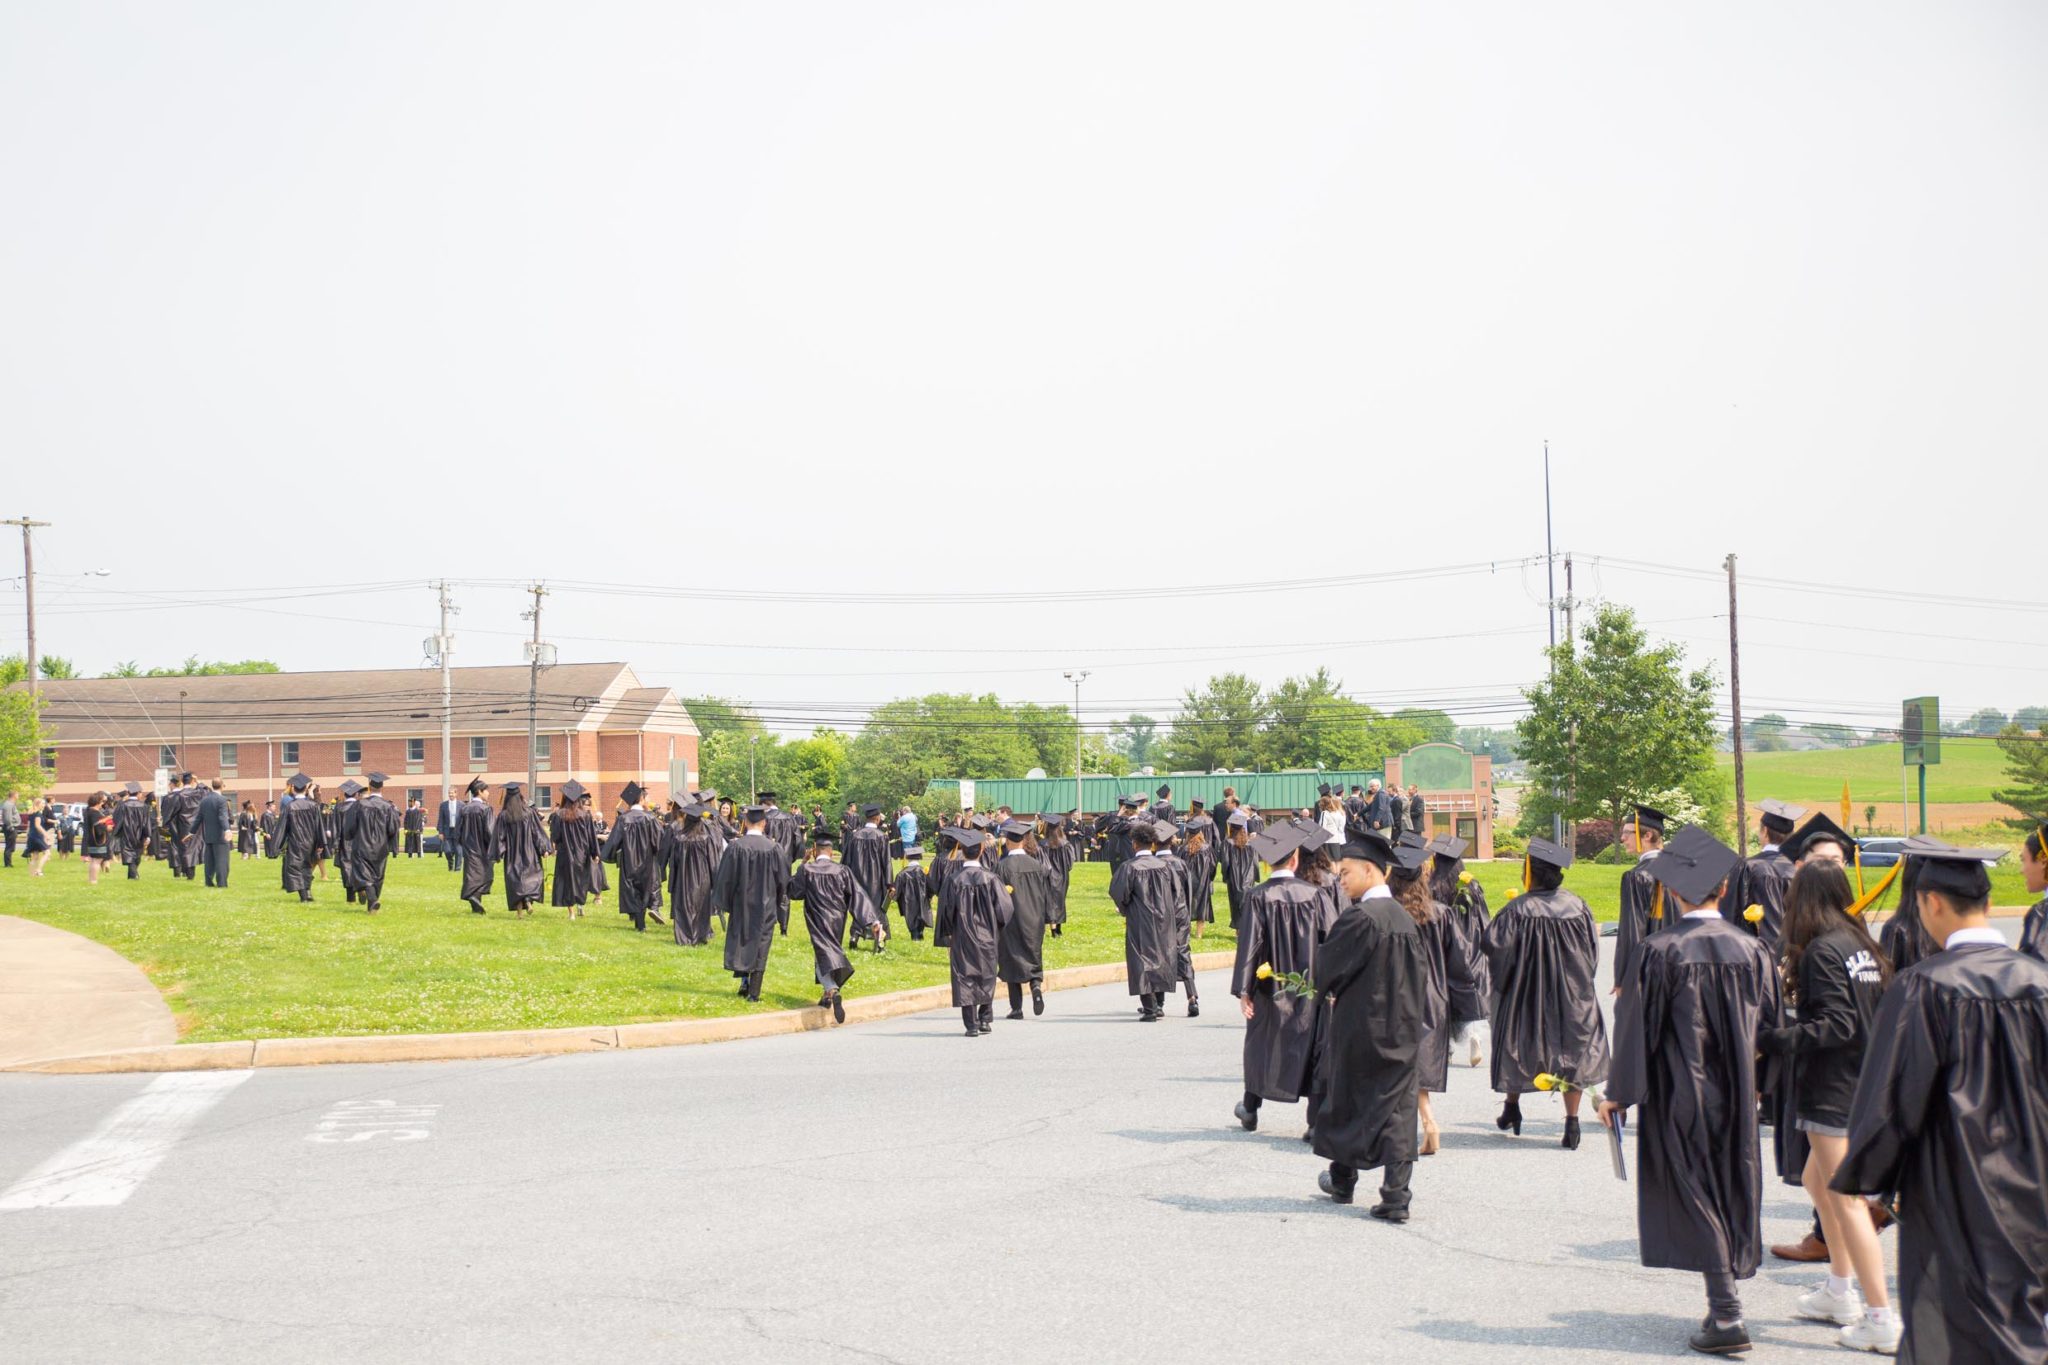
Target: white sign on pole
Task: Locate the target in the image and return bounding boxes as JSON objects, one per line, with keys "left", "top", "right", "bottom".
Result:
{"left": 957, "top": 780, "right": 976, "bottom": 812}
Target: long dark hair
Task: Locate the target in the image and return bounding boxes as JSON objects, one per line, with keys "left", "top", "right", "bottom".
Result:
{"left": 502, "top": 789, "right": 532, "bottom": 823}
{"left": 1298, "top": 846, "right": 1333, "bottom": 886}
{"left": 1388, "top": 864, "right": 1437, "bottom": 927}
{"left": 1782, "top": 862, "right": 1890, "bottom": 1003}
{"left": 1429, "top": 852, "right": 1463, "bottom": 904}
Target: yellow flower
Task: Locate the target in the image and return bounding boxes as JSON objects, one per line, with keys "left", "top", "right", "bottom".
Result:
{"left": 1744, "top": 904, "right": 1764, "bottom": 924}
{"left": 1532, "top": 1073, "right": 1558, "bottom": 1092}
{"left": 1256, "top": 963, "right": 1275, "bottom": 981}
{"left": 1457, "top": 871, "right": 1473, "bottom": 886}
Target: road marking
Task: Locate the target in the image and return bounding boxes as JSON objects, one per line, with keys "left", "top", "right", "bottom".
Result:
{"left": 306, "top": 1098, "right": 441, "bottom": 1143}
{"left": 0, "top": 1070, "right": 254, "bottom": 1210}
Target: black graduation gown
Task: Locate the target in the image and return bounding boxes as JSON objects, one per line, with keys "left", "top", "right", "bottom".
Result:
{"left": 789, "top": 859, "right": 879, "bottom": 989}
{"left": 2017, "top": 898, "right": 2046, "bottom": 964}
{"left": 1159, "top": 851, "right": 1196, "bottom": 984}
{"left": 1832, "top": 942, "right": 2048, "bottom": 1364}
{"left": 277, "top": 799, "right": 321, "bottom": 892}
{"left": 1183, "top": 841, "right": 1219, "bottom": 924}
{"left": 163, "top": 788, "right": 199, "bottom": 874}
{"left": 716, "top": 834, "right": 790, "bottom": 977}
{"left": 1439, "top": 875, "right": 1492, "bottom": 1023}
{"left": 333, "top": 799, "right": 360, "bottom": 894}
{"left": 1725, "top": 849, "right": 1792, "bottom": 952}
{"left": 890, "top": 864, "right": 933, "bottom": 936}
{"left": 1612, "top": 855, "right": 1670, "bottom": 989}
{"left": 661, "top": 821, "right": 720, "bottom": 946}
{"left": 1040, "top": 840, "right": 1076, "bottom": 925}
{"left": 842, "top": 825, "right": 892, "bottom": 925}
{"left": 1416, "top": 904, "right": 1479, "bottom": 1093}
{"left": 995, "top": 850, "right": 1055, "bottom": 984}
{"left": 1096, "top": 813, "right": 1133, "bottom": 871}
{"left": 1109, "top": 855, "right": 1181, "bottom": 996}
{"left": 236, "top": 812, "right": 258, "bottom": 856}
{"left": 548, "top": 812, "right": 600, "bottom": 906}
{"left": 493, "top": 812, "right": 551, "bottom": 907}
{"left": 601, "top": 809, "right": 662, "bottom": 927}
{"left": 347, "top": 794, "right": 401, "bottom": 899}
{"left": 1218, "top": 839, "right": 1259, "bottom": 928}
{"left": 457, "top": 798, "right": 496, "bottom": 901}
{"left": 1607, "top": 913, "right": 1781, "bottom": 1275}
{"left": 259, "top": 810, "right": 279, "bottom": 858}
{"left": 1232, "top": 874, "right": 1339, "bottom": 1102}
{"left": 1881, "top": 900, "right": 1938, "bottom": 974}
{"left": 935, "top": 861, "right": 1009, "bottom": 1007}
{"left": 1311, "top": 895, "right": 1428, "bottom": 1172}
{"left": 1483, "top": 888, "right": 1610, "bottom": 1092}
{"left": 113, "top": 798, "right": 152, "bottom": 868}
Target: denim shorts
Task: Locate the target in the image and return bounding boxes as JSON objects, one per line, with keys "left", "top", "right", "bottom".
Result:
{"left": 1797, "top": 1118, "right": 1849, "bottom": 1138}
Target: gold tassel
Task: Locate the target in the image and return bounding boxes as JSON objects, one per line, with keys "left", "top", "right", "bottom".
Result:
{"left": 1650, "top": 884, "right": 1664, "bottom": 923}
{"left": 1521, "top": 856, "right": 1531, "bottom": 893}
{"left": 1847, "top": 861, "right": 1902, "bottom": 918}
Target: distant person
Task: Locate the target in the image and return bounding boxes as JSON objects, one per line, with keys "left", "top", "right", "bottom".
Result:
{"left": 895, "top": 804, "right": 918, "bottom": 859}
{"left": 2019, "top": 824, "right": 2046, "bottom": 963}
{"left": 81, "top": 791, "right": 114, "bottom": 885}
{"left": 163, "top": 772, "right": 202, "bottom": 880}
{"left": 935, "top": 828, "right": 1006, "bottom": 1036}
{"left": 436, "top": 791, "right": 465, "bottom": 871}
{"left": 348, "top": 774, "right": 402, "bottom": 913}
{"left": 996, "top": 820, "right": 1055, "bottom": 1019}
{"left": 889, "top": 846, "right": 933, "bottom": 941}
{"left": 113, "top": 782, "right": 152, "bottom": 879}
{"left": 196, "top": 778, "right": 232, "bottom": 888}
{"left": 491, "top": 782, "right": 551, "bottom": 917}
{"left": 1726, "top": 799, "right": 1801, "bottom": 951}
{"left": 601, "top": 781, "right": 663, "bottom": 932}
{"left": 236, "top": 799, "right": 260, "bottom": 860}
{"left": 277, "top": 775, "right": 322, "bottom": 903}
{"left": 1110, "top": 820, "right": 1181, "bottom": 1022}
{"left": 548, "top": 781, "right": 600, "bottom": 919}
{"left": 259, "top": 800, "right": 280, "bottom": 858}
{"left": 456, "top": 779, "right": 496, "bottom": 914}
{"left": 789, "top": 831, "right": 883, "bottom": 1023}
{"left": 660, "top": 800, "right": 721, "bottom": 946}
{"left": 1230, "top": 823, "right": 1336, "bottom": 1136}
{"left": 402, "top": 799, "right": 425, "bottom": 858}
{"left": 717, "top": 804, "right": 791, "bottom": 1003}
{"left": 22, "top": 798, "right": 54, "bottom": 876}
{"left": 1406, "top": 784, "right": 1425, "bottom": 839}
{"left": 841, "top": 805, "right": 892, "bottom": 941}
{"left": 0, "top": 790, "right": 17, "bottom": 867}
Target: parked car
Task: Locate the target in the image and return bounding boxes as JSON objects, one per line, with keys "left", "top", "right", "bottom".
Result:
{"left": 1856, "top": 837, "right": 1908, "bottom": 868}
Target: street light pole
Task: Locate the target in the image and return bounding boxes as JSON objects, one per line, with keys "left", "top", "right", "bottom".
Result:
{"left": 1063, "top": 670, "right": 1089, "bottom": 817}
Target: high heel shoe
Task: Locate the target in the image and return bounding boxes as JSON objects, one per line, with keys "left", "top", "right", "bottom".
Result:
{"left": 1496, "top": 1098, "right": 1522, "bottom": 1136}
{"left": 1561, "top": 1116, "right": 1581, "bottom": 1150}
{"left": 1420, "top": 1120, "right": 1441, "bottom": 1156}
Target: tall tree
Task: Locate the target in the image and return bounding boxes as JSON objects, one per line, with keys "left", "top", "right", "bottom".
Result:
{"left": 1969, "top": 707, "right": 2010, "bottom": 737}
{"left": 842, "top": 693, "right": 1038, "bottom": 807}
{"left": 1517, "top": 604, "right": 1718, "bottom": 835}
{"left": 135, "top": 657, "right": 280, "bottom": 677}
{"left": 2015, "top": 705, "right": 2048, "bottom": 731}
{"left": 1390, "top": 707, "right": 1455, "bottom": 744}
{"left": 0, "top": 687, "right": 45, "bottom": 800}
{"left": 1111, "top": 714, "right": 1160, "bottom": 769}
{"left": 1161, "top": 673, "right": 1264, "bottom": 772}
{"left": 1993, "top": 721, "right": 2048, "bottom": 835}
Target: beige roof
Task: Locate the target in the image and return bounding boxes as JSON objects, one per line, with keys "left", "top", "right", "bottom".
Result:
{"left": 24, "top": 663, "right": 699, "bottom": 745}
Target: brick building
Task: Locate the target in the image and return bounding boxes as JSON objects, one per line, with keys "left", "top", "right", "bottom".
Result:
{"left": 25, "top": 662, "right": 699, "bottom": 814}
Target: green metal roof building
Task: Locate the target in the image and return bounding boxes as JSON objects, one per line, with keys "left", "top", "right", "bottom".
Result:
{"left": 922, "top": 769, "right": 1385, "bottom": 817}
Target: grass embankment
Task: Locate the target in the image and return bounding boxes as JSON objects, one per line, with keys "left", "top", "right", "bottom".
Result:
{"left": 1710, "top": 738, "right": 2011, "bottom": 807}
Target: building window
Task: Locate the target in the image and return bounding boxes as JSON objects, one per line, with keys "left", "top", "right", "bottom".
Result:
{"left": 536, "top": 785, "right": 553, "bottom": 809}
{"left": 159, "top": 744, "right": 178, "bottom": 768}
{"left": 280, "top": 741, "right": 300, "bottom": 767}
{"left": 407, "top": 737, "right": 425, "bottom": 763}
{"left": 219, "top": 743, "right": 238, "bottom": 768}
{"left": 343, "top": 740, "right": 362, "bottom": 766}
{"left": 40, "top": 748, "right": 56, "bottom": 772}
{"left": 406, "top": 787, "right": 425, "bottom": 807}
{"left": 469, "top": 737, "right": 488, "bottom": 762}
{"left": 97, "top": 746, "right": 116, "bottom": 771}
{"left": 532, "top": 734, "right": 551, "bottom": 762}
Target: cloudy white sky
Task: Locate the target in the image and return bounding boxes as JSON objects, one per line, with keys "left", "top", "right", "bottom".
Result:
{"left": 2, "top": 1, "right": 2042, "bottom": 737}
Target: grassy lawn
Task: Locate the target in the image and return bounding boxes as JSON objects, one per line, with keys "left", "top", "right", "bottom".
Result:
{"left": 1710, "top": 738, "right": 2012, "bottom": 806}
{"left": 3, "top": 855, "right": 1237, "bottom": 1044}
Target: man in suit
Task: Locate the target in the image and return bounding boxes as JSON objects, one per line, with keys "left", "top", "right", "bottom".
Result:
{"left": 436, "top": 793, "right": 464, "bottom": 871}
{"left": 196, "top": 779, "right": 234, "bottom": 888}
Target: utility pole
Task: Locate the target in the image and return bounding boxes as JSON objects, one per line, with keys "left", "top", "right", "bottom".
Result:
{"left": 1726, "top": 554, "right": 1747, "bottom": 857}
{"left": 3, "top": 518, "right": 51, "bottom": 692}
{"left": 432, "top": 582, "right": 457, "bottom": 812}
{"left": 1542, "top": 445, "right": 1562, "bottom": 846}
{"left": 523, "top": 583, "right": 548, "bottom": 794}
{"left": 1563, "top": 552, "right": 1576, "bottom": 817}
{"left": 1064, "top": 670, "right": 1089, "bottom": 817}
{"left": 178, "top": 689, "right": 188, "bottom": 768}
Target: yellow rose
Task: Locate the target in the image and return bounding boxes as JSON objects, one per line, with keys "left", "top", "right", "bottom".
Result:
{"left": 1256, "top": 963, "right": 1275, "bottom": 981}
{"left": 1532, "top": 1073, "right": 1557, "bottom": 1092}
{"left": 1457, "top": 871, "right": 1473, "bottom": 886}
{"left": 1743, "top": 904, "right": 1764, "bottom": 924}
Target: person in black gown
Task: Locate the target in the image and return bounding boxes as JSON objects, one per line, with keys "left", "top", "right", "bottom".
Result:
{"left": 889, "top": 846, "right": 933, "bottom": 941}
{"left": 457, "top": 778, "right": 496, "bottom": 914}
{"left": 548, "top": 781, "right": 599, "bottom": 919}
{"left": 277, "top": 775, "right": 322, "bottom": 903}
{"left": 492, "top": 782, "right": 551, "bottom": 916}
{"left": 1726, "top": 798, "right": 1801, "bottom": 952}
{"left": 1600, "top": 824, "right": 1782, "bottom": 1357}
{"left": 114, "top": 781, "right": 152, "bottom": 880}
{"left": 601, "top": 782, "right": 663, "bottom": 931}
{"left": 348, "top": 774, "right": 402, "bottom": 913}
{"left": 2022, "top": 824, "right": 2047, "bottom": 962}
{"left": 788, "top": 832, "right": 883, "bottom": 1022}
{"left": 1428, "top": 834, "right": 1490, "bottom": 1070}
{"left": 1231, "top": 823, "right": 1336, "bottom": 1134}
{"left": 661, "top": 801, "right": 722, "bottom": 946}
{"left": 716, "top": 805, "right": 790, "bottom": 1002}
{"left": 1110, "top": 820, "right": 1182, "bottom": 1021}
{"left": 1218, "top": 809, "right": 1259, "bottom": 929}
{"left": 934, "top": 828, "right": 1008, "bottom": 1036}
{"left": 1611, "top": 804, "right": 1670, "bottom": 995}
{"left": 1037, "top": 814, "right": 1075, "bottom": 938}
{"left": 1831, "top": 839, "right": 2048, "bottom": 1364}
{"left": 841, "top": 804, "right": 893, "bottom": 942}
{"left": 995, "top": 820, "right": 1055, "bottom": 1020}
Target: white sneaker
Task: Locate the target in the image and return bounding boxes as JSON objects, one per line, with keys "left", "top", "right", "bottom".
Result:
{"left": 1838, "top": 1315, "right": 1901, "bottom": 1354}
{"left": 1797, "top": 1283, "right": 1863, "bottom": 1325}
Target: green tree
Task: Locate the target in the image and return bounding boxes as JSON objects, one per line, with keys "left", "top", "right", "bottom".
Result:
{"left": 681, "top": 696, "right": 764, "bottom": 737}
{"left": 1012, "top": 701, "right": 1081, "bottom": 777}
{"left": 697, "top": 729, "right": 780, "bottom": 802}
{"left": 106, "top": 660, "right": 142, "bottom": 678}
{"left": 2015, "top": 705, "right": 2048, "bottom": 731}
{"left": 1517, "top": 604, "right": 1718, "bottom": 837}
{"left": 0, "top": 655, "right": 73, "bottom": 686}
{"left": 1745, "top": 713, "right": 1791, "bottom": 752}
{"left": 137, "top": 657, "right": 280, "bottom": 677}
{"left": 1803, "top": 722, "right": 1859, "bottom": 747}
{"left": 1992, "top": 722, "right": 2048, "bottom": 835}
{"left": 1455, "top": 726, "right": 1519, "bottom": 763}
{"left": 1161, "top": 673, "right": 1264, "bottom": 772}
{"left": 1111, "top": 715, "right": 1160, "bottom": 769}
{"left": 771, "top": 730, "right": 849, "bottom": 816}
{"left": 1969, "top": 707, "right": 2010, "bottom": 737}
{"left": 842, "top": 693, "right": 1038, "bottom": 807}
{"left": 1390, "top": 707, "right": 1455, "bottom": 745}
{"left": 0, "top": 687, "right": 46, "bottom": 800}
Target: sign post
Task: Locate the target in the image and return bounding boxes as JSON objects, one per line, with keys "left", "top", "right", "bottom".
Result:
{"left": 1901, "top": 696, "right": 1941, "bottom": 835}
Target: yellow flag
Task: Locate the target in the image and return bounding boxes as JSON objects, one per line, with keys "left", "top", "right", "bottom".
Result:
{"left": 1840, "top": 779, "right": 1852, "bottom": 830}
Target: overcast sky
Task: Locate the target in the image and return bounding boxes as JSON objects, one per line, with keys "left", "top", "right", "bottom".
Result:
{"left": 2, "top": 1, "right": 2042, "bottom": 738}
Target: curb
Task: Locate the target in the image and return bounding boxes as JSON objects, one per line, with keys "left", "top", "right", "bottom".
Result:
{"left": 2, "top": 950, "right": 1240, "bottom": 1076}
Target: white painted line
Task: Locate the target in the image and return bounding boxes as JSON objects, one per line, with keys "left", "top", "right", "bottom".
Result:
{"left": 0, "top": 1070, "right": 254, "bottom": 1210}
{"left": 306, "top": 1098, "right": 441, "bottom": 1143}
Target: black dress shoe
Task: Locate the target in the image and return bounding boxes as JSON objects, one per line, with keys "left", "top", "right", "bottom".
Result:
{"left": 978, "top": 1021, "right": 992, "bottom": 1035}
{"left": 1187, "top": 999, "right": 1200, "bottom": 1018}
{"left": 1316, "top": 1171, "right": 1354, "bottom": 1205}
{"left": 1031, "top": 985, "right": 1044, "bottom": 1016}
{"left": 1233, "top": 1102, "right": 1257, "bottom": 1132}
{"left": 831, "top": 994, "right": 846, "bottom": 1024}
{"left": 1562, "top": 1117, "right": 1582, "bottom": 1150}
{"left": 1301, "top": 1127, "right": 1315, "bottom": 1144}
{"left": 1006, "top": 1009, "right": 1024, "bottom": 1021}
{"left": 1368, "top": 1202, "right": 1411, "bottom": 1224}
{"left": 1497, "top": 1099, "right": 1522, "bottom": 1136}
{"left": 1687, "top": 1318, "right": 1751, "bottom": 1355}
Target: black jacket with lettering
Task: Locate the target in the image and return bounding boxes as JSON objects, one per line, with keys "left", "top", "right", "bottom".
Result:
{"left": 1760, "top": 926, "right": 1885, "bottom": 1128}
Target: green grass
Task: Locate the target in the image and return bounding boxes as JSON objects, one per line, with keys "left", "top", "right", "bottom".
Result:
{"left": 3, "top": 855, "right": 1237, "bottom": 1044}
{"left": 1710, "top": 738, "right": 2013, "bottom": 807}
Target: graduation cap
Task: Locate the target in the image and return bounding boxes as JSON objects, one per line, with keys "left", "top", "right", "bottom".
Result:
{"left": 1393, "top": 840, "right": 1431, "bottom": 874}
{"left": 969, "top": 814, "right": 993, "bottom": 830}
{"left": 1226, "top": 809, "right": 1251, "bottom": 829}
{"left": 905, "top": 845, "right": 923, "bottom": 859}
{"left": 755, "top": 790, "right": 779, "bottom": 802}
{"left": 338, "top": 779, "right": 363, "bottom": 797}
{"left": 1779, "top": 812, "right": 1854, "bottom": 864}
{"left": 1905, "top": 837, "right": 2002, "bottom": 902}
{"left": 289, "top": 774, "right": 311, "bottom": 792}
{"left": 1250, "top": 824, "right": 1308, "bottom": 863}
{"left": 1628, "top": 805, "right": 1668, "bottom": 836}
{"left": 742, "top": 805, "right": 768, "bottom": 823}
{"left": 862, "top": 803, "right": 883, "bottom": 817}
{"left": 1317, "top": 783, "right": 1333, "bottom": 797}
{"left": 1118, "top": 794, "right": 1143, "bottom": 809}
{"left": 1645, "top": 825, "right": 1740, "bottom": 906}
{"left": 1152, "top": 820, "right": 1179, "bottom": 843}
{"left": 1293, "top": 819, "right": 1333, "bottom": 851}
{"left": 560, "top": 779, "right": 587, "bottom": 803}
{"left": 1035, "top": 813, "right": 1061, "bottom": 827}
{"left": 1336, "top": 828, "right": 1396, "bottom": 868}
{"left": 619, "top": 781, "right": 643, "bottom": 804}
{"left": 1000, "top": 820, "right": 1033, "bottom": 839}
{"left": 1758, "top": 799, "right": 1805, "bottom": 833}
{"left": 1398, "top": 829, "right": 1430, "bottom": 850}
{"left": 1156, "top": 785, "right": 1171, "bottom": 799}
{"left": 1432, "top": 834, "right": 1472, "bottom": 861}
{"left": 678, "top": 802, "right": 709, "bottom": 818}
{"left": 501, "top": 781, "right": 524, "bottom": 796}
{"left": 124, "top": 781, "right": 142, "bottom": 795}
{"left": 1188, "top": 799, "right": 1205, "bottom": 812}
{"left": 951, "top": 828, "right": 988, "bottom": 851}
{"left": 1526, "top": 836, "right": 1575, "bottom": 870}
{"left": 810, "top": 831, "right": 836, "bottom": 848}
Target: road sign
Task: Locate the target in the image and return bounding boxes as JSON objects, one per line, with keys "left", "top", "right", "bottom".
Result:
{"left": 1902, "top": 696, "right": 1941, "bottom": 767}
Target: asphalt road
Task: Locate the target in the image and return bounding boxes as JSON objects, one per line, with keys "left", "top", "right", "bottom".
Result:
{"left": 2, "top": 934, "right": 1969, "bottom": 1365}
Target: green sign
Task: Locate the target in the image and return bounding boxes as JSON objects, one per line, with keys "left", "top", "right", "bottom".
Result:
{"left": 1902, "top": 696, "right": 1941, "bottom": 767}
{"left": 1403, "top": 743, "right": 1474, "bottom": 791}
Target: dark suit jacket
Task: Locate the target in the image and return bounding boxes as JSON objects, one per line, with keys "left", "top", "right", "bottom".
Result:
{"left": 196, "top": 791, "right": 233, "bottom": 844}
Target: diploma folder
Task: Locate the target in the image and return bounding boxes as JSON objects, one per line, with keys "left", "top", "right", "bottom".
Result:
{"left": 1607, "top": 1112, "right": 1628, "bottom": 1181}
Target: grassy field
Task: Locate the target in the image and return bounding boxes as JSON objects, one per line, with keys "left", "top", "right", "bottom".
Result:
{"left": 3, "top": 855, "right": 1241, "bottom": 1044}
{"left": 7, "top": 848, "right": 2032, "bottom": 1045}
{"left": 1711, "top": 738, "right": 2013, "bottom": 807}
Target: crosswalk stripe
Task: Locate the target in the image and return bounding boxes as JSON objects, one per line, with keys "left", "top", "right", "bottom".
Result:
{"left": 0, "top": 1070, "right": 255, "bottom": 1210}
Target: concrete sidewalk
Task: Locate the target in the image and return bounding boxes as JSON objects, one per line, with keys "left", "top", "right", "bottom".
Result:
{"left": 0, "top": 915, "right": 176, "bottom": 1067}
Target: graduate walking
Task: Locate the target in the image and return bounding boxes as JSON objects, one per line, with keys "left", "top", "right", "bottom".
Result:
{"left": 660, "top": 802, "right": 722, "bottom": 946}
{"left": 456, "top": 779, "right": 496, "bottom": 914}
{"left": 1230, "top": 823, "right": 1337, "bottom": 1134}
{"left": 1110, "top": 820, "right": 1183, "bottom": 1021}
{"left": 492, "top": 783, "right": 552, "bottom": 916}
{"left": 346, "top": 774, "right": 402, "bottom": 912}
{"left": 994, "top": 820, "right": 1055, "bottom": 1019}
{"left": 276, "top": 776, "right": 322, "bottom": 903}
{"left": 601, "top": 782, "right": 664, "bottom": 932}
{"left": 1037, "top": 814, "right": 1075, "bottom": 938}
{"left": 788, "top": 833, "right": 884, "bottom": 1022}
{"left": 934, "top": 828, "right": 1008, "bottom": 1036}
{"left": 548, "top": 782, "right": 600, "bottom": 918}
{"left": 716, "top": 806, "right": 790, "bottom": 1003}
{"left": 841, "top": 805, "right": 893, "bottom": 939}
{"left": 889, "top": 847, "right": 933, "bottom": 941}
